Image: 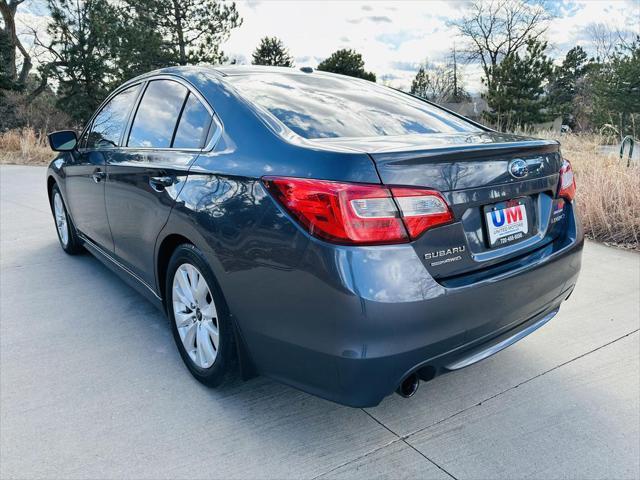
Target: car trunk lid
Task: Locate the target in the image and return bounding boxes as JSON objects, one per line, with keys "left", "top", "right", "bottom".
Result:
{"left": 312, "top": 132, "right": 566, "bottom": 280}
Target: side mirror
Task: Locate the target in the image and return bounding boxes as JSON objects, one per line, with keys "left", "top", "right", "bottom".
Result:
{"left": 48, "top": 130, "right": 78, "bottom": 152}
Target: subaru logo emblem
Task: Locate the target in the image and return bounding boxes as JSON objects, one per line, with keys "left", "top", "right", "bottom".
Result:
{"left": 509, "top": 159, "right": 528, "bottom": 179}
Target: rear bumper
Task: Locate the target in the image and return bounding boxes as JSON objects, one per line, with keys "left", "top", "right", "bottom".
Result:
{"left": 332, "top": 292, "right": 573, "bottom": 407}
{"left": 444, "top": 307, "right": 559, "bottom": 371}
{"left": 231, "top": 204, "right": 584, "bottom": 408}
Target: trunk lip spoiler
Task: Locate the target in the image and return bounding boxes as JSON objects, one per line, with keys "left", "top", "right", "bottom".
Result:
{"left": 370, "top": 140, "right": 560, "bottom": 161}
{"left": 304, "top": 135, "right": 559, "bottom": 157}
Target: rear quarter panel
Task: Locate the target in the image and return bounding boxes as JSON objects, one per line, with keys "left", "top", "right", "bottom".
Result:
{"left": 155, "top": 72, "right": 383, "bottom": 377}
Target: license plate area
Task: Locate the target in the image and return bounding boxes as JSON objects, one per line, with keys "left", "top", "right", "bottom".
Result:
{"left": 483, "top": 198, "right": 534, "bottom": 248}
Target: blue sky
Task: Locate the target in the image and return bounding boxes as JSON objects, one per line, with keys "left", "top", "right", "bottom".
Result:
{"left": 17, "top": 0, "right": 640, "bottom": 93}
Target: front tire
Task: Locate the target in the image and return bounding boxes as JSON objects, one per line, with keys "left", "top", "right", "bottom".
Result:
{"left": 50, "top": 184, "right": 83, "bottom": 254}
{"left": 166, "top": 244, "right": 236, "bottom": 387}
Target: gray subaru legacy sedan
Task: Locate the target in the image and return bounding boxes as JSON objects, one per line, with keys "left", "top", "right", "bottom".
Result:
{"left": 46, "top": 66, "right": 583, "bottom": 407}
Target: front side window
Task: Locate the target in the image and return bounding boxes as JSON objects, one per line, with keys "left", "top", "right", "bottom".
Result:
{"left": 128, "top": 80, "right": 188, "bottom": 148}
{"left": 87, "top": 84, "right": 140, "bottom": 149}
{"left": 227, "top": 73, "right": 481, "bottom": 139}
{"left": 173, "top": 93, "right": 213, "bottom": 149}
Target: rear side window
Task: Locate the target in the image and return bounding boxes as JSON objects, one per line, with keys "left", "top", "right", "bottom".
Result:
{"left": 173, "top": 93, "right": 212, "bottom": 149}
{"left": 87, "top": 84, "right": 140, "bottom": 149}
{"left": 128, "top": 80, "right": 188, "bottom": 148}
{"left": 227, "top": 74, "right": 481, "bottom": 139}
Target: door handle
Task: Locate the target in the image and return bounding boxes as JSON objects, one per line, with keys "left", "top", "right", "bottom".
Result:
{"left": 149, "top": 175, "right": 176, "bottom": 192}
{"left": 92, "top": 169, "right": 105, "bottom": 183}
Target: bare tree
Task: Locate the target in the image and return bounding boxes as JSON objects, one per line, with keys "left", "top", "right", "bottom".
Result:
{"left": 586, "top": 22, "right": 636, "bottom": 61}
{"left": 0, "top": 0, "right": 32, "bottom": 88}
{"left": 410, "top": 55, "right": 470, "bottom": 104}
{"left": 410, "top": 62, "right": 454, "bottom": 103}
{"left": 447, "top": 45, "right": 471, "bottom": 102}
{"left": 450, "top": 0, "right": 551, "bottom": 90}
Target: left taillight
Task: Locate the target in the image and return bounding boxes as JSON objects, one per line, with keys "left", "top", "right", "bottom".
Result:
{"left": 558, "top": 159, "right": 576, "bottom": 201}
{"left": 390, "top": 187, "right": 454, "bottom": 239}
{"left": 263, "top": 177, "right": 453, "bottom": 245}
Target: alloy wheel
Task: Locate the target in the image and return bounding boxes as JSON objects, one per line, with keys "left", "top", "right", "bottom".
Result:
{"left": 53, "top": 192, "right": 69, "bottom": 247}
{"left": 172, "top": 263, "right": 220, "bottom": 368}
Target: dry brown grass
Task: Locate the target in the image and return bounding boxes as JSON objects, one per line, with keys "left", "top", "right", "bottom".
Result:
{"left": 1, "top": 128, "right": 638, "bottom": 250}
{"left": 547, "top": 133, "right": 640, "bottom": 250}
{"left": 0, "top": 128, "right": 52, "bottom": 166}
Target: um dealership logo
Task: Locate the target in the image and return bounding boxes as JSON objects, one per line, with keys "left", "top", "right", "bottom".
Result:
{"left": 489, "top": 205, "right": 523, "bottom": 227}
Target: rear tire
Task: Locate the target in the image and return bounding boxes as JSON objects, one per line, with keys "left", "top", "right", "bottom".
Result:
{"left": 166, "top": 244, "right": 236, "bottom": 387}
{"left": 50, "top": 184, "right": 83, "bottom": 255}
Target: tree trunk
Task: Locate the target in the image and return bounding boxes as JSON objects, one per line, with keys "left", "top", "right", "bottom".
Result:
{"left": 0, "top": 0, "right": 31, "bottom": 88}
{"left": 0, "top": 1, "right": 18, "bottom": 82}
{"left": 172, "top": 0, "right": 186, "bottom": 65}
{"left": 25, "top": 74, "right": 47, "bottom": 104}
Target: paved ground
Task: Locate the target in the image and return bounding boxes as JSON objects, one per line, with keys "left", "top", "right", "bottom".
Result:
{"left": 1, "top": 164, "right": 639, "bottom": 480}
{"left": 599, "top": 144, "right": 640, "bottom": 163}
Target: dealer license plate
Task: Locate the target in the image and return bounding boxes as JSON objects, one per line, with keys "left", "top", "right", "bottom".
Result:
{"left": 484, "top": 199, "right": 531, "bottom": 248}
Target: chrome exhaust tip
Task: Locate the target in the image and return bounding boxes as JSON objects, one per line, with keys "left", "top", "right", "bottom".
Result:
{"left": 396, "top": 373, "right": 420, "bottom": 398}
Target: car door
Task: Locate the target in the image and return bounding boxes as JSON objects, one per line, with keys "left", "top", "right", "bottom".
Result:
{"left": 64, "top": 84, "right": 142, "bottom": 251}
{"left": 105, "top": 78, "right": 215, "bottom": 289}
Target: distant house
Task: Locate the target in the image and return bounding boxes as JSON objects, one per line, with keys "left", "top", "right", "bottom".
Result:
{"left": 441, "top": 98, "right": 489, "bottom": 123}
{"left": 440, "top": 99, "right": 563, "bottom": 132}
{"left": 532, "top": 116, "right": 564, "bottom": 132}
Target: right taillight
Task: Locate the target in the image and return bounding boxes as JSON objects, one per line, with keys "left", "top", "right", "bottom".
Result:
{"left": 558, "top": 159, "right": 576, "bottom": 201}
{"left": 263, "top": 177, "right": 453, "bottom": 245}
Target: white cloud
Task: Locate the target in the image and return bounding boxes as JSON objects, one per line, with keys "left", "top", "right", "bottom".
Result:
{"left": 546, "top": 0, "right": 640, "bottom": 58}
{"left": 224, "top": 1, "right": 469, "bottom": 90}
{"left": 17, "top": 0, "right": 640, "bottom": 94}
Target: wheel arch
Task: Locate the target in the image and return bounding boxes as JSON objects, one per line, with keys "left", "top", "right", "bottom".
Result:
{"left": 46, "top": 175, "right": 57, "bottom": 204}
{"left": 156, "top": 233, "right": 192, "bottom": 311}
{"left": 155, "top": 232, "right": 258, "bottom": 380}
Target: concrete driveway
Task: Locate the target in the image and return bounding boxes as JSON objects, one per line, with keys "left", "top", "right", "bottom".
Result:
{"left": 1, "top": 164, "right": 638, "bottom": 480}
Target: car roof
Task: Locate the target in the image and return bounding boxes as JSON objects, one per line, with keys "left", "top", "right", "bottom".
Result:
{"left": 212, "top": 65, "right": 319, "bottom": 77}
{"left": 124, "top": 64, "right": 339, "bottom": 83}
{"left": 116, "top": 65, "right": 489, "bottom": 143}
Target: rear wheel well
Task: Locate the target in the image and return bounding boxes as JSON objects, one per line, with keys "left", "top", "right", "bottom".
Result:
{"left": 157, "top": 234, "right": 192, "bottom": 309}
{"left": 156, "top": 234, "right": 257, "bottom": 379}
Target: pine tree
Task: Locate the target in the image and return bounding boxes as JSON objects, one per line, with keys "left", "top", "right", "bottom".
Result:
{"left": 548, "top": 46, "right": 591, "bottom": 127}
{"left": 38, "top": 0, "right": 120, "bottom": 123}
{"left": 125, "top": 0, "right": 242, "bottom": 65}
{"left": 591, "top": 37, "right": 640, "bottom": 136}
{"left": 35, "top": 0, "right": 243, "bottom": 123}
{"left": 251, "top": 36, "right": 294, "bottom": 67}
{"left": 410, "top": 67, "right": 430, "bottom": 99}
{"left": 484, "top": 38, "right": 553, "bottom": 129}
{"left": 317, "top": 49, "right": 376, "bottom": 81}
{"left": 108, "top": 9, "right": 168, "bottom": 83}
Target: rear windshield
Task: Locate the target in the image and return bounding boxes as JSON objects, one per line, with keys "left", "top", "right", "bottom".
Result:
{"left": 226, "top": 73, "right": 480, "bottom": 139}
